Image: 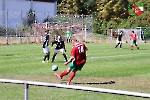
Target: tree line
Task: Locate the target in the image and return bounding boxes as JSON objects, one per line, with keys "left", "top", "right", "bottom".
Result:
{"left": 1, "top": 0, "right": 149, "bottom": 39}
{"left": 57, "top": 0, "right": 150, "bottom": 39}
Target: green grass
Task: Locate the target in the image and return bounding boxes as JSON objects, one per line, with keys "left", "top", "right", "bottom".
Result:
{"left": 0, "top": 43, "right": 150, "bottom": 100}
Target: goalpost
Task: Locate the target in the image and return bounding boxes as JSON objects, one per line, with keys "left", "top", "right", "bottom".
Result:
{"left": 118, "top": 29, "right": 144, "bottom": 43}
{"left": 32, "top": 22, "right": 87, "bottom": 43}
{"left": 107, "top": 28, "right": 145, "bottom": 43}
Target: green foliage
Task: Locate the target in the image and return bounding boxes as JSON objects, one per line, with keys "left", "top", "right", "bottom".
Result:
{"left": 0, "top": 26, "right": 5, "bottom": 36}
{"left": 43, "top": 15, "right": 56, "bottom": 23}
{"left": 26, "top": 9, "right": 36, "bottom": 26}
{"left": 57, "top": 0, "right": 150, "bottom": 39}
{"left": 96, "top": 0, "right": 129, "bottom": 21}
{"left": 0, "top": 26, "right": 16, "bottom": 36}
{"left": 143, "top": 28, "right": 150, "bottom": 40}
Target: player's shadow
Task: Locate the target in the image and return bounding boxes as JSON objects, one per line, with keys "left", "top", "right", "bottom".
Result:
{"left": 74, "top": 81, "right": 115, "bottom": 85}
{"left": 61, "top": 80, "right": 115, "bottom": 85}
{"left": 114, "top": 48, "right": 147, "bottom": 50}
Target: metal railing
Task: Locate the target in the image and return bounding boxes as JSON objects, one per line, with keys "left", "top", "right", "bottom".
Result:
{"left": 0, "top": 79, "right": 150, "bottom": 100}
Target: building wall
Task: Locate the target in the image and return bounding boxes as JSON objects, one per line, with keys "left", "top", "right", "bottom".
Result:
{"left": 0, "top": 0, "right": 57, "bottom": 28}
{"left": 1, "top": 0, "right": 57, "bottom": 16}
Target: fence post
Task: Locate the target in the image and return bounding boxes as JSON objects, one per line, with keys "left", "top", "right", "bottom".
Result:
{"left": 6, "top": 9, "right": 8, "bottom": 45}
{"left": 84, "top": 25, "right": 86, "bottom": 42}
{"left": 24, "top": 83, "right": 29, "bottom": 100}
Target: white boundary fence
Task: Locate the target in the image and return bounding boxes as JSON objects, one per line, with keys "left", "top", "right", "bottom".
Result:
{"left": 0, "top": 79, "right": 150, "bottom": 100}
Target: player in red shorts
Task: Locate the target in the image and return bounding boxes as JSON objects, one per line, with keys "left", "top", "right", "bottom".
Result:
{"left": 55, "top": 34, "right": 88, "bottom": 85}
{"left": 130, "top": 31, "right": 139, "bottom": 50}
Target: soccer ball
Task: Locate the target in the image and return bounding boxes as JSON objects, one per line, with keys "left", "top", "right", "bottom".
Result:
{"left": 52, "top": 65, "right": 58, "bottom": 71}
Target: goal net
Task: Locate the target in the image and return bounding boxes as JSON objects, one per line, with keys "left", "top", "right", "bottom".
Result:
{"left": 31, "top": 22, "right": 86, "bottom": 43}
{"left": 31, "top": 14, "right": 93, "bottom": 43}
{"left": 107, "top": 28, "right": 145, "bottom": 43}
{"left": 118, "top": 29, "right": 144, "bottom": 43}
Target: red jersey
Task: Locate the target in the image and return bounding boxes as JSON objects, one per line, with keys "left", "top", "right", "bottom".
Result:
{"left": 71, "top": 43, "right": 87, "bottom": 65}
{"left": 130, "top": 33, "right": 137, "bottom": 40}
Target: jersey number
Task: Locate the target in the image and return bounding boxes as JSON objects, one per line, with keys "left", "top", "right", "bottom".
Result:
{"left": 78, "top": 46, "right": 84, "bottom": 53}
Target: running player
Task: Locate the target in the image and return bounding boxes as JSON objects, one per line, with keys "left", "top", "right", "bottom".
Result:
{"left": 54, "top": 34, "right": 88, "bottom": 85}
{"left": 130, "top": 31, "right": 139, "bottom": 50}
{"left": 51, "top": 36, "right": 67, "bottom": 62}
{"left": 115, "top": 31, "right": 123, "bottom": 49}
{"left": 42, "top": 30, "right": 50, "bottom": 63}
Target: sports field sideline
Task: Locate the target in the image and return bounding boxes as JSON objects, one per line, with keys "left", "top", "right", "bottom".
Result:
{"left": 0, "top": 43, "right": 150, "bottom": 100}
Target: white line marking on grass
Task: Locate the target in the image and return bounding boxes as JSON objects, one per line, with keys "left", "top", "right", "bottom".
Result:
{"left": 88, "top": 53, "right": 148, "bottom": 60}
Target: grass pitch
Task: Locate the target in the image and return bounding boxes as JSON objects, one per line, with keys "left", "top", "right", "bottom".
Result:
{"left": 0, "top": 43, "right": 150, "bottom": 100}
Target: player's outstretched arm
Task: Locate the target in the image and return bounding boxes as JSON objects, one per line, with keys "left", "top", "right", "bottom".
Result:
{"left": 43, "top": 42, "right": 46, "bottom": 48}
{"left": 64, "top": 56, "right": 74, "bottom": 65}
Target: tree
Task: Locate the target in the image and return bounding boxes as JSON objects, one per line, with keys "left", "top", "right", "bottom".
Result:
{"left": 27, "top": 9, "right": 36, "bottom": 26}
{"left": 57, "top": 0, "right": 97, "bottom": 15}
{"left": 57, "top": 0, "right": 150, "bottom": 38}
{"left": 57, "top": 0, "right": 76, "bottom": 14}
{"left": 96, "top": 0, "right": 129, "bottom": 21}
{"left": 43, "top": 15, "right": 56, "bottom": 23}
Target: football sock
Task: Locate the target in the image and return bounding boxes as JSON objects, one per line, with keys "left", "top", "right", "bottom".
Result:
{"left": 120, "top": 44, "right": 122, "bottom": 48}
{"left": 67, "top": 71, "right": 76, "bottom": 83}
{"left": 47, "top": 54, "right": 50, "bottom": 60}
{"left": 115, "top": 43, "right": 119, "bottom": 48}
{"left": 52, "top": 55, "right": 56, "bottom": 62}
{"left": 60, "top": 70, "right": 70, "bottom": 77}
{"left": 135, "top": 44, "right": 138, "bottom": 48}
{"left": 44, "top": 55, "right": 47, "bottom": 61}
{"left": 63, "top": 54, "right": 67, "bottom": 62}
{"left": 130, "top": 45, "right": 133, "bottom": 49}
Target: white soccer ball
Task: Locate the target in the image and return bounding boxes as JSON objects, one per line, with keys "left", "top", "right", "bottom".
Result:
{"left": 52, "top": 65, "right": 58, "bottom": 71}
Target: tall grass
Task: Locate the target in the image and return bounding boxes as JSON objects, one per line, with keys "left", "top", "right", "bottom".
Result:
{"left": 0, "top": 43, "right": 150, "bottom": 100}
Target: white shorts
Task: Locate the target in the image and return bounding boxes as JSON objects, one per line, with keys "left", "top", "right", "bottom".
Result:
{"left": 67, "top": 36, "right": 71, "bottom": 39}
{"left": 43, "top": 46, "right": 50, "bottom": 54}
{"left": 54, "top": 48, "right": 65, "bottom": 54}
{"left": 116, "top": 40, "right": 122, "bottom": 44}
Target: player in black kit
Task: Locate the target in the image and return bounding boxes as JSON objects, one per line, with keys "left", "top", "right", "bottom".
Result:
{"left": 51, "top": 36, "right": 68, "bottom": 62}
{"left": 115, "top": 31, "right": 123, "bottom": 49}
{"left": 42, "top": 30, "right": 50, "bottom": 63}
